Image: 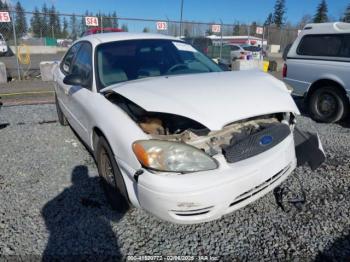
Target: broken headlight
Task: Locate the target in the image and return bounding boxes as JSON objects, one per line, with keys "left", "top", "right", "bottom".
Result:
{"left": 132, "top": 140, "right": 218, "bottom": 173}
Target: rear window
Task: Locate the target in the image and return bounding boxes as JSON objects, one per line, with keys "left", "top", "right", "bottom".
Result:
{"left": 297, "top": 34, "right": 350, "bottom": 58}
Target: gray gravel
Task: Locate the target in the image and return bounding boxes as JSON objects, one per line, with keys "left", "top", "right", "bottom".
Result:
{"left": 0, "top": 104, "right": 350, "bottom": 261}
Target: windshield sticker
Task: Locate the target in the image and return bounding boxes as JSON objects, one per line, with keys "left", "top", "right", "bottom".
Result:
{"left": 172, "top": 42, "right": 197, "bottom": 52}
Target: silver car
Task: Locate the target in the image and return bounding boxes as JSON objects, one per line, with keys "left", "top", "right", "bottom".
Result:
{"left": 284, "top": 22, "right": 350, "bottom": 123}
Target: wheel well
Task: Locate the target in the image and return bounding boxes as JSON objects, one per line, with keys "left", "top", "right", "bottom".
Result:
{"left": 92, "top": 127, "right": 105, "bottom": 152}
{"left": 92, "top": 126, "right": 131, "bottom": 204}
{"left": 306, "top": 79, "right": 347, "bottom": 103}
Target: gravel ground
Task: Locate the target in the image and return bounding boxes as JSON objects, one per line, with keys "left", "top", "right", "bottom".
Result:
{"left": 0, "top": 104, "right": 350, "bottom": 261}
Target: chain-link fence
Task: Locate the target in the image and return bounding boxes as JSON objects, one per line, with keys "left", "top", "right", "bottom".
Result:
{"left": 0, "top": 10, "right": 301, "bottom": 80}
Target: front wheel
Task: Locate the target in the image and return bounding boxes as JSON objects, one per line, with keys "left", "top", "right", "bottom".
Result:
{"left": 308, "top": 87, "right": 348, "bottom": 123}
{"left": 96, "top": 136, "right": 130, "bottom": 212}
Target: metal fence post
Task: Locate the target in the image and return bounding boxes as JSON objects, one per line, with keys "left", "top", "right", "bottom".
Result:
{"left": 10, "top": 11, "right": 21, "bottom": 80}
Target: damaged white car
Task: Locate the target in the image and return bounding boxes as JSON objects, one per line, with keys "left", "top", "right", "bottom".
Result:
{"left": 54, "top": 33, "right": 325, "bottom": 224}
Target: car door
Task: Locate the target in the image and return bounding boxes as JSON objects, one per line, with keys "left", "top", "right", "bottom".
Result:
{"left": 64, "top": 42, "right": 95, "bottom": 144}
{"left": 55, "top": 42, "right": 82, "bottom": 117}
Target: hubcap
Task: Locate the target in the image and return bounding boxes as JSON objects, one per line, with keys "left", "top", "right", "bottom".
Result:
{"left": 100, "top": 148, "right": 115, "bottom": 187}
{"left": 317, "top": 92, "right": 337, "bottom": 117}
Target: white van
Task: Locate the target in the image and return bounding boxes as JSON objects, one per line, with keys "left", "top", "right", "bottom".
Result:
{"left": 0, "top": 33, "right": 8, "bottom": 55}
{"left": 284, "top": 22, "right": 350, "bottom": 123}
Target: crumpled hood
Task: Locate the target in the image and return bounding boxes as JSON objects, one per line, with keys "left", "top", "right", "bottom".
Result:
{"left": 104, "top": 71, "right": 299, "bottom": 130}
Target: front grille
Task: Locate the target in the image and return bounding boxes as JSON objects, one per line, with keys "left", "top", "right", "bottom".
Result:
{"left": 223, "top": 123, "right": 291, "bottom": 163}
{"left": 229, "top": 164, "right": 291, "bottom": 207}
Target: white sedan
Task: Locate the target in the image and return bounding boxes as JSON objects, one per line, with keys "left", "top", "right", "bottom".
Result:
{"left": 54, "top": 33, "right": 325, "bottom": 224}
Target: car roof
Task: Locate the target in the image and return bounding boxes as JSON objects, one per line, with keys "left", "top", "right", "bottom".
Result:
{"left": 79, "top": 32, "right": 181, "bottom": 45}
{"left": 303, "top": 22, "right": 350, "bottom": 34}
{"left": 224, "top": 43, "right": 240, "bottom": 46}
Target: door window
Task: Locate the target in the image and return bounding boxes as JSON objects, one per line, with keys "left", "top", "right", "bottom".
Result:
{"left": 70, "top": 43, "right": 93, "bottom": 89}
{"left": 61, "top": 43, "right": 82, "bottom": 74}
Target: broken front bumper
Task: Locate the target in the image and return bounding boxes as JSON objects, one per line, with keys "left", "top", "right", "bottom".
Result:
{"left": 294, "top": 128, "right": 326, "bottom": 170}
{"left": 132, "top": 128, "right": 325, "bottom": 224}
{"left": 136, "top": 134, "right": 296, "bottom": 224}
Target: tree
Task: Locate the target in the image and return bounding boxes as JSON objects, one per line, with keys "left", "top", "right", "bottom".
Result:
{"left": 30, "top": 7, "right": 42, "bottom": 37}
{"left": 41, "top": 3, "right": 49, "bottom": 36}
{"left": 233, "top": 22, "right": 240, "bottom": 35}
{"left": 15, "top": 1, "right": 27, "bottom": 37}
{"left": 49, "top": 5, "right": 61, "bottom": 38}
{"left": 250, "top": 21, "right": 257, "bottom": 36}
{"left": 70, "top": 13, "right": 78, "bottom": 40}
{"left": 343, "top": 4, "right": 350, "bottom": 22}
{"left": 111, "top": 11, "right": 118, "bottom": 28}
{"left": 313, "top": 0, "right": 328, "bottom": 23}
{"left": 205, "top": 28, "right": 213, "bottom": 36}
{"left": 142, "top": 27, "right": 150, "bottom": 33}
{"left": 121, "top": 24, "right": 128, "bottom": 32}
{"left": 184, "top": 28, "right": 190, "bottom": 37}
{"left": 61, "top": 17, "right": 68, "bottom": 38}
{"left": 264, "top": 13, "right": 273, "bottom": 26}
{"left": 297, "top": 14, "right": 312, "bottom": 28}
{"left": 273, "top": 0, "right": 286, "bottom": 27}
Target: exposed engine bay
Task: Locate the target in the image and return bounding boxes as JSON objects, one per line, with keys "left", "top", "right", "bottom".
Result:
{"left": 107, "top": 93, "right": 293, "bottom": 156}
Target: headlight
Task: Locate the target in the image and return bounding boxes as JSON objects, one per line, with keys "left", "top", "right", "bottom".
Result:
{"left": 132, "top": 140, "right": 218, "bottom": 173}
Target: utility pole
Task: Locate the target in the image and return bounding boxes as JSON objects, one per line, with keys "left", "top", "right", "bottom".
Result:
{"left": 179, "top": 0, "right": 184, "bottom": 37}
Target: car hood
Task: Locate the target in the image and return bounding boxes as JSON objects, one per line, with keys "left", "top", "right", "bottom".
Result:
{"left": 103, "top": 71, "right": 299, "bottom": 130}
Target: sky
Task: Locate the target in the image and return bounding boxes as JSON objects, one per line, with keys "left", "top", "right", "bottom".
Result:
{"left": 9, "top": 0, "right": 350, "bottom": 25}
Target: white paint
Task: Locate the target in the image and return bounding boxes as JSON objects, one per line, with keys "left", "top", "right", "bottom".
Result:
{"left": 54, "top": 33, "right": 304, "bottom": 224}
{"left": 107, "top": 70, "right": 299, "bottom": 130}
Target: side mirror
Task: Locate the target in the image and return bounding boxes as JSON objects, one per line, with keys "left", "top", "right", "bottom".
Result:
{"left": 63, "top": 74, "right": 88, "bottom": 87}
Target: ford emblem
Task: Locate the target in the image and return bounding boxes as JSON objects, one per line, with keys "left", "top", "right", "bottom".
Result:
{"left": 260, "top": 135, "right": 273, "bottom": 146}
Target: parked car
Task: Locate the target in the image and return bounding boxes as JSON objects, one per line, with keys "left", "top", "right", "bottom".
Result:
{"left": 0, "top": 33, "right": 8, "bottom": 55}
{"left": 182, "top": 36, "right": 213, "bottom": 55}
{"left": 80, "top": 27, "right": 123, "bottom": 37}
{"left": 241, "top": 45, "right": 266, "bottom": 60}
{"left": 284, "top": 22, "right": 350, "bottom": 123}
{"left": 223, "top": 43, "right": 253, "bottom": 61}
{"left": 54, "top": 33, "right": 325, "bottom": 224}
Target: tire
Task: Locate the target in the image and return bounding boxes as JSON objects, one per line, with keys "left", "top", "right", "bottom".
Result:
{"left": 308, "top": 86, "right": 348, "bottom": 123}
{"left": 55, "top": 94, "right": 68, "bottom": 126}
{"left": 96, "top": 136, "right": 130, "bottom": 212}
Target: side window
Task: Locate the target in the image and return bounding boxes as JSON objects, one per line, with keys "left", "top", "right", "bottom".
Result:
{"left": 71, "top": 43, "right": 93, "bottom": 88}
{"left": 297, "top": 34, "right": 343, "bottom": 57}
{"left": 231, "top": 46, "right": 240, "bottom": 51}
{"left": 61, "top": 43, "right": 82, "bottom": 74}
{"left": 339, "top": 35, "right": 350, "bottom": 58}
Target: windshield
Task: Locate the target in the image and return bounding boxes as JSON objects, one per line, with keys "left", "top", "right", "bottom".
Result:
{"left": 96, "top": 39, "right": 222, "bottom": 88}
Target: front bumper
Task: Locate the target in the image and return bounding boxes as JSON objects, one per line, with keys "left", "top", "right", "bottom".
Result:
{"left": 137, "top": 133, "right": 296, "bottom": 224}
